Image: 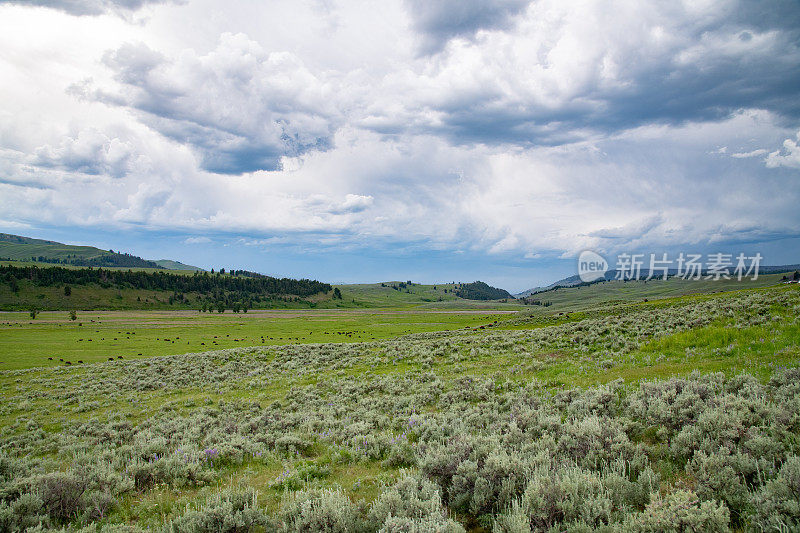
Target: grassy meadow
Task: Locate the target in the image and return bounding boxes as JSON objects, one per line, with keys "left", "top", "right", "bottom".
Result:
{"left": 0, "top": 283, "right": 799, "bottom": 531}
{"left": 0, "top": 309, "right": 509, "bottom": 370}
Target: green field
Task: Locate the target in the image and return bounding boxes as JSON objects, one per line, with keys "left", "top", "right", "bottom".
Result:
{"left": 5, "top": 275, "right": 790, "bottom": 371}
{"left": 0, "top": 285, "right": 799, "bottom": 531}
{"left": 0, "top": 308, "right": 510, "bottom": 370}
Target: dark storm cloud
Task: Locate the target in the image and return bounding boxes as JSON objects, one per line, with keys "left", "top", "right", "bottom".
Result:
{"left": 143, "top": 115, "right": 333, "bottom": 175}
{"left": 434, "top": 45, "right": 800, "bottom": 146}
{"left": 723, "top": 0, "right": 800, "bottom": 32}
{"left": 393, "top": 0, "right": 800, "bottom": 147}
{"left": 405, "top": 0, "right": 531, "bottom": 54}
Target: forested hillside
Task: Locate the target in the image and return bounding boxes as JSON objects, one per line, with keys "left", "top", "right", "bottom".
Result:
{"left": 0, "top": 264, "right": 332, "bottom": 310}
{"left": 455, "top": 281, "right": 513, "bottom": 300}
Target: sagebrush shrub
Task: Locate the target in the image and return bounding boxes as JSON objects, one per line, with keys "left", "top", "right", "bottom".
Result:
{"left": 624, "top": 489, "right": 730, "bottom": 532}
{"left": 749, "top": 455, "right": 800, "bottom": 531}
{"left": 165, "top": 488, "right": 272, "bottom": 533}
{"left": 35, "top": 471, "right": 86, "bottom": 523}
{"left": 368, "top": 472, "right": 464, "bottom": 532}
{"left": 277, "top": 489, "right": 366, "bottom": 532}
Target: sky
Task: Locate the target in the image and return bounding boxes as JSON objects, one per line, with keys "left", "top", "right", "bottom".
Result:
{"left": 0, "top": 0, "right": 799, "bottom": 292}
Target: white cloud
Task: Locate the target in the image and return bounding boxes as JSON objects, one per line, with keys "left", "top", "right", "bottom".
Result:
{"left": 0, "top": 218, "right": 31, "bottom": 229}
{"left": 333, "top": 194, "right": 373, "bottom": 214}
{"left": 90, "top": 33, "right": 341, "bottom": 173}
{"left": 360, "top": 0, "right": 800, "bottom": 147}
{"left": 32, "top": 128, "right": 144, "bottom": 177}
{"left": 730, "top": 148, "right": 768, "bottom": 159}
{"left": 183, "top": 236, "right": 210, "bottom": 244}
{"left": 766, "top": 132, "right": 800, "bottom": 169}
{"left": 0, "top": 0, "right": 181, "bottom": 17}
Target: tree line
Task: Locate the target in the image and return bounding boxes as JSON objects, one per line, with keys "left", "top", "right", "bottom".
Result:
{"left": 8, "top": 252, "right": 164, "bottom": 269}
{"left": 0, "top": 264, "right": 331, "bottom": 299}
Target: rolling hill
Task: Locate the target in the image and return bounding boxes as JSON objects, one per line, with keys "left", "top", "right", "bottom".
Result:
{"left": 0, "top": 233, "right": 203, "bottom": 271}
{"left": 334, "top": 281, "right": 518, "bottom": 309}
{"left": 154, "top": 259, "right": 205, "bottom": 271}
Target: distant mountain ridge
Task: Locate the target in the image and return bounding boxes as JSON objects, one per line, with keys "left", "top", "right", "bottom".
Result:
{"left": 516, "top": 264, "right": 800, "bottom": 297}
{"left": 0, "top": 233, "right": 204, "bottom": 271}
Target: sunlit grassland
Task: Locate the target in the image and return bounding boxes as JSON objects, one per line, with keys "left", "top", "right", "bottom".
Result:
{"left": 0, "top": 308, "right": 510, "bottom": 370}
{"left": 3, "top": 286, "right": 798, "bottom": 424}
{"left": 0, "top": 285, "right": 798, "bottom": 531}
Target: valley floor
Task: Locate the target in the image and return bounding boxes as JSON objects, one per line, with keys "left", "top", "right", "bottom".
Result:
{"left": 0, "top": 309, "right": 510, "bottom": 371}
{"left": 0, "top": 285, "right": 798, "bottom": 531}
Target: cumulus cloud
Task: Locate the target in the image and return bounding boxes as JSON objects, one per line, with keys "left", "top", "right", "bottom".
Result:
{"left": 32, "top": 128, "right": 143, "bottom": 177}
{"left": 330, "top": 194, "right": 374, "bottom": 214}
{"left": 77, "top": 0, "right": 800, "bottom": 174}
{"left": 1, "top": 113, "right": 798, "bottom": 261}
{"left": 766, "top": 132, "right": 800, "bottom": 169}
{"left": 93, "top": 33, "right": 340, "bottom": 174}
{"left": 0, "top": 0, "right": 180, "bottom": 17}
